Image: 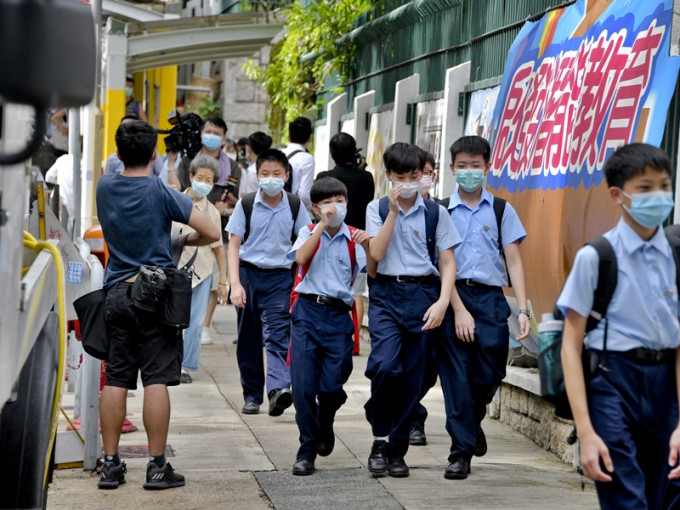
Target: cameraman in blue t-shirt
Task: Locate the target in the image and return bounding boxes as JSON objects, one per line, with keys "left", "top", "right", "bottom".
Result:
{"left": 95, "top": 120, "right": 220, "bottom": 491}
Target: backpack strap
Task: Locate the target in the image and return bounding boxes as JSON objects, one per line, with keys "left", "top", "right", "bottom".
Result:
{"left": 378, "top": 196, "right": 438, "bottom": 266}
{"left": 347, "top": 225, "right": 360, "bottom": 355}
{"left": 423, "top": 198, "right": 439, "bottom": 267}
{"left": 492, "top": 197, "right": 512, "bottom": 287}
{"left": 284, "top": 149, "right": 305, "bottom": 193}
{"left": 241, "top": 191, "right": 300, "bottom": 244}
{"left": 289, "top": 224, "right": 321, "bottom": 313}
{"left": 664, "top": 225, "right": 680, "bottom": 300}
{"left": 586, "top": 236, "right": 617, "bottom": 333}
{"left": 241, "top": 192, "right": 257, "bottom": 244}
{"left": 286, "top": 192, "right": 301, "bottom": 243}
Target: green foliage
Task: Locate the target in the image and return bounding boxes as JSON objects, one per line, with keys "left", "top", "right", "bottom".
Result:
{"left": 243, "top": 0, "right": 372, "bottom": 141}
{"left": 197, "top": 94, "right": 222, "bottom": 118}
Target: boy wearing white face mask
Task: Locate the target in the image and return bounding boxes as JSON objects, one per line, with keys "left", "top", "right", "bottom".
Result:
{"left": 173, "top": 156, "right": 227, "bottom": 384}
{"left": 287, "top": 177, "right": 373, "bottom": 476}
{"left": 227, "top": 149, "right": 311, "bottom": 417}
{"left": 364, "top": 142, "right": 460, "bottom": 478}
{"left": 558, "top": 143, "right": 680, "bottom": 510}
{"left": 439, "top": 135, "right": 530, "bottom": 480}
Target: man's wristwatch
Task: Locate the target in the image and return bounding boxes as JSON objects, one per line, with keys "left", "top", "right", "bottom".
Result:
{"left": 518, "top": 309, "right": 531, "bottom": 319}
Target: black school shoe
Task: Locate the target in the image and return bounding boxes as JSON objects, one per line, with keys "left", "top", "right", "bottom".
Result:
{"left": 97, "top": 460, "right": 127, "bottom": 489}
{"left": 409, "top": 423, "right": 427, "bottom": 446}
{"left": 318, "top": 421, "right": 335, "bottom": 457}
{"left": 143, "top": 461, "right": 185, "bottom": 490}
{"left": 388, "top": 457, "right": 409, "bottom": 477}
{"left": 474, "top": 426, "right": 487, "bottom": 457}
{"left": 444, "top": 457, "right": 471, "bottom": 480}
{"left": 292, "top": 458, "right": 315, "bottom": 476}
{"left": 367, "top": 440, "right": 389, "bottom": 475}
{"left": 268, "top": 388, "right": 293, "bottom": 416}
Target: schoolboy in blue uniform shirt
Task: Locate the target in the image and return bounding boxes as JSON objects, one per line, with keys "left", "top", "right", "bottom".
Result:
{"left": 365, "top": 142, "right": 459, "bottom": 478}
{"left": 440, "top": 135, "right": 531, "bottom": 480}
{"left": 558, "top": 143, "right": 680, "bottom": 510}
{"left": 288, "top": 177, "right": 373, "bottom": 476}
{"left": 227, "top": 149, "right": 311, "bottom": 417}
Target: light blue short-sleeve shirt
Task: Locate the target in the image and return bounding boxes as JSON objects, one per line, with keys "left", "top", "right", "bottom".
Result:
{"left": 366, "top": 194, "right": 461, "bottom": 277}
{"left": 226, "top": 191, "right": 312, "bottom": 269}
{"left": 448, "top": 189, "right": 526, "bottom": 286}
{"left": 288, "top": 223, "right": 367, "bottom": 306}
{"left": 556, "top": 218, "right": 680, "bottom": 351}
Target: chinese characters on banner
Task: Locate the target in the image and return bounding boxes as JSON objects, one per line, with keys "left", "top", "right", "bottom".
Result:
{"left": 489, "top": 0, "right": 680, "bottom": 192}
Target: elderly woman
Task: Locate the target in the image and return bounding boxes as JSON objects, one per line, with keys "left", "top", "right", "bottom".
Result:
{"left": 175, "top": 155, "right": 228, "bottom": 383}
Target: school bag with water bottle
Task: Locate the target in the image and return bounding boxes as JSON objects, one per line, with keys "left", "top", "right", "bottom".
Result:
{"left": 538, "top": 226, "right": 680, "bottom": 421}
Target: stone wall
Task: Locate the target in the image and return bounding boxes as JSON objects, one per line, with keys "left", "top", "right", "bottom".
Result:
{"left": 490, "top": 366, "right": 578, "bottom": 468}
{"left": 219, "top": 46, "right": 271, "bottom": 141}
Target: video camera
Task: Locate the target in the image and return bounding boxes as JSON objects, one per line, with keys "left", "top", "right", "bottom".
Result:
{"left": 163, "top": 112, "right": 203, "bottom": 159}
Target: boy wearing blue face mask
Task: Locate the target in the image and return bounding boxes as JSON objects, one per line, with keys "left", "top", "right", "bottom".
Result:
{"left": 227, "top": 149, "right": 312, "bottom": 417}
{"left": 287, "top": 177, "right": 373, "bottom": 476}
{"left": 558, "top": 143, "right": 680, "bottom": 510}
{"left": 173, "top": 155, "right": 228, "bottom": 384}
{"left": 440, "top": 135, "right": 530, "bottom": 480}
{"left": 364, "top": 142, "right": 460, "bottom": 478}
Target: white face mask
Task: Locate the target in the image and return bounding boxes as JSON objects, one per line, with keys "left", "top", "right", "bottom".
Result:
{"left": 419, "top": 174, "right": 433, "bottom": 196}
{"left": 393, "top": 180, "right": 420, "bottom": 198}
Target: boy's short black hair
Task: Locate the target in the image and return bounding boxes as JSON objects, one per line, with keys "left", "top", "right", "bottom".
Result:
{"left": 603, "top": 143, "right": 673, "bottom": 188}
{"left": 248, "top": 131, "right": 273, "bottom": 156}
{"left": 449, "top": 135, "right": 491, "bottom": 164}
{"left": 256, "top": 148, "right": 290, "bottom": 173}
{"left": 202, "top": 115, "right": 227, "bottom": 134}
{"left": 383, "top": 142, "right": 423, "bottom": 174}
{"left": 329, "top": 132, "right": 357, "bottom": 165}
{"left": 311, "top": 177, "right": 348, "bottom": 204}
{"left": 115, "top": 120, "right": 157, "bottom": 168}
{"left": 423, "top": 150, "right": 436, "bottom": 170}
{"left": 289, "top": 117, "right": 312, "bottom": 144}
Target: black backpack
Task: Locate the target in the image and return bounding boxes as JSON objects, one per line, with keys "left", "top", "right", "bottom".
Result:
{"left": 240, "top": 191, "right": 302, "bottom": 244}
{"left": 542, "top": 227, "right": 680, "bottom": 420}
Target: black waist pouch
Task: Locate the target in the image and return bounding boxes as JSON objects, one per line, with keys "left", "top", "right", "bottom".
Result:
{"left": 162, "top": 267, "right": 193, "bottom": 329}
{"left": 73, "top": 289, "right": 109, "bottom": 360}
{"left": 131, "top": 265, "right": 167, "bottom": 313}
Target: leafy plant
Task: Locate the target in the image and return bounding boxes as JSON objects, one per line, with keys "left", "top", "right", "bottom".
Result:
{"left": 197, "top": 94, "right": 222, "bottom": 118}
{"left": 243, "top": 0, "right": 372, "bottom": 141}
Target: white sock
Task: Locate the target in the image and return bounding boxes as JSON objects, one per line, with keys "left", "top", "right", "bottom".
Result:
{"left": 374, "top": 436, "right": 389, "bottom": 442}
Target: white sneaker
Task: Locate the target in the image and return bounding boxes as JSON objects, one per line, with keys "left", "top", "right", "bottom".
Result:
{"left": 201, "top": 327, "right": 213, "bottom": 345}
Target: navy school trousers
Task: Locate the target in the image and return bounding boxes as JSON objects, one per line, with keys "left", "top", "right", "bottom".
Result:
{"left": 436, "top": 284, "right": 511, "bottom": 461}
{"left": 290, "top": 296, "right": 354, "bottom": 461}
{"left": 235, "top": 264, "right": 293, "bottom": 405}
{"left": 365, "top": 277, "right": 440, "bottom": 459}
{"left": 587, "top": 350, "right": 678, "bottom": 510}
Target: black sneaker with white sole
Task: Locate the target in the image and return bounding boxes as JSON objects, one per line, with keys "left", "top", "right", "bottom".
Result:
{"left": 142, "top": 461, "right": 185, "bottom": 490}
{"left": 97, "top": 460, "right": 127, "bottom": 489}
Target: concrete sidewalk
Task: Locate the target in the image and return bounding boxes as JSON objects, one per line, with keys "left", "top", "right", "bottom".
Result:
{"left": 48, "top": 304, "right": 598, "bottom": 509}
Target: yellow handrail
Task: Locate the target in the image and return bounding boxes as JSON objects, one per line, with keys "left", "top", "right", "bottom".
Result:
{"left": 23, "top": 231, "right": 67, "bottom": 488}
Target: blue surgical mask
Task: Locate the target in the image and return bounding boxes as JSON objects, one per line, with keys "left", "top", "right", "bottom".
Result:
{"left": 202, "top": 134, "right": 222, "bottom": 151}
{"left": 456, "top": 168, "right": 485, "bottom": 192}
{"left": 191, "top": 181, "right": 213, "bottom": 198}
{"left": 259, "top": 177, "right": 285, "bottom": 197}
{"left": 125, "top": 86, "right": 134, "bottom": 97}
{"left": 320, "top": 203, "right": 347, "bottom": 228}
{"left": 621, "top": 190, "right": 674, "bottom": 228}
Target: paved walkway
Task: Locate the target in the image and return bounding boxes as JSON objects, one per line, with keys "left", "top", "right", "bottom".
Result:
{"left": 48, "top": 304, "right": 598, "bottom": 509}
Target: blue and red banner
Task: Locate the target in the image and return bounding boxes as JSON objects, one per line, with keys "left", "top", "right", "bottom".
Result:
{"left": 489, "top": 0, "right": 680, "bottom": 192}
